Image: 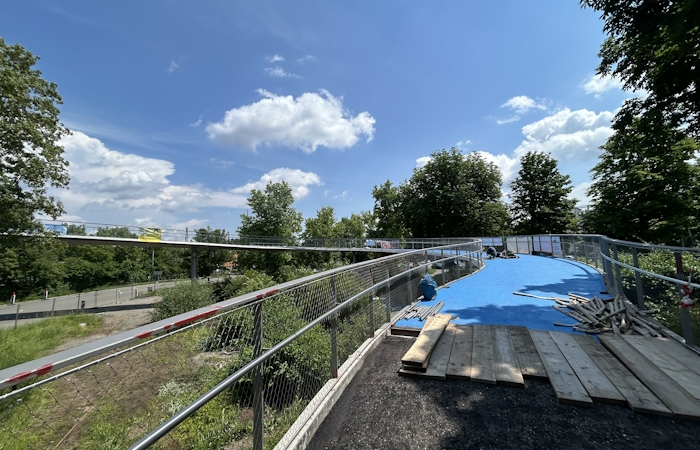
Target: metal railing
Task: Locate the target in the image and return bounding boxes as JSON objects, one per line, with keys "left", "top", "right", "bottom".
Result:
{"left": 0, "top": 240, "right": 482, "bottom": 450}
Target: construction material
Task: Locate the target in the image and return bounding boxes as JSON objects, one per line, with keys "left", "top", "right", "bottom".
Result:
{"left": 492, "top": 326, "right": 524, "bottom": 387}
{"left": 399, "top": 323, "right": 456, "bottom": 380}
{"left": 653, "top": 337, "right": 700, "bottom": 378}
{"left": 550, "top": 293, "right": 660, "bottom": 336}
{"left": 446, "top": 325, "right": 473, "bottom": 379}
{"left": 549, "top": 331, "right": 625, "bottom": 404}
{"left": 599, "top": 335, "right": 700, "bottom": 420}
{"left": 471, "top": 324, "right": 496, "bottom": 384}
{"left": 399, "top": 301, "right": 445, "bottom": 322}
{"left": 401, "top": 314, "right": 451, "bottom": 371}
{"left": 572, "top": 334, "right": 671, "bottom": 416}
{"left": 509, "top": 326, "right": 548, "bottom": 379}
{"left": 529, "top": 329, "right": 593, "bottom": 407}
{"left": 513, "top": 291, "right": 567, "bottom": 301}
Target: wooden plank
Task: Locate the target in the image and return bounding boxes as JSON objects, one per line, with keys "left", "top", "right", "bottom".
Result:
{"left": 492, "top": 326, "right": 524, "bottom": 387}
{"left": 446, "top": 325, "right": 473, "bottom": 379}
{"left": 573, "top": 334, "right": 670, "bottom": 416}
{"left": 653, "top": 337, "right": 700, "bottom": 378}
{"left": 623, "top": 335, "right": 700, "bottom": 401}
{"left": 549, "top": 332, "right": 625, "bottom": 404}
{"left": 470, "top": 324, "right": 496, "bottom": 384}
{"left": 509, "top": 326, "right": 547, "bottom": 379}
{"left": 423, "top": 324, "right": 457, "bottom": 379}
{"left": 401, "top": 314, "right": 451, "bottom": 369}
{"left": 599, "top": 335, "right": 700, "bottom": 420}
{"left": 529, "top": 329, "right": 592, "bottom": 407}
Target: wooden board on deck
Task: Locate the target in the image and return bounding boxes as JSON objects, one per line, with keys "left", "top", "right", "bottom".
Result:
{"left": 493, "top": 326, "right": 524, "bottom": 387}
{"left": 599, "top": 335, "right": 700, "bottom": 420}
{"left": 529, "top": 329, "right": 592, "bottom": 407}
{"left": 446, "top": 325, "right": 473, "bottom": 379}
{"left": 623, "top": 335, "right": 700, "bottom": 401}
{"left": 573, "top": 334, "right": 670, "bottom": 416}
{"left": 509, "top": 326, "right": 548, "bottom": 379}
{"left": 471, "top": 324, "right": 496, "bottom": 384}
{"left": 652, "top": 337, "right": 700, "bottom": 378}
{"left": 401, "top": 314, "right": 451, "bottom": 370}
{"left": 549, "top": 331, "right": 625, "bottom": 404}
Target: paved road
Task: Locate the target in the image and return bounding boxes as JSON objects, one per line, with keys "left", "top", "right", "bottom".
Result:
{"left": 0, "top": 277, "right": 225, "bottom": 320}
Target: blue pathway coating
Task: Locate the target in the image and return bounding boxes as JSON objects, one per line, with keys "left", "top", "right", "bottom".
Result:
{"left": 395, "top": 255, "right": 612, "bottom": 333}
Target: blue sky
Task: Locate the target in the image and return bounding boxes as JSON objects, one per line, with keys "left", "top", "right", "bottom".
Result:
{"left": 3, "top": 1, "right": 640, "bottom": 233}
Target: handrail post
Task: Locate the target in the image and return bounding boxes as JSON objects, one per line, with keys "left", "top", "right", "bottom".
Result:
{"left": 252, "top": 301, "right": 264, "bottom": 450}
{"left": 384, "top": 262, "right": 391, "bottom": 323}
{"left": 674, "top": 253, "right": 695, "bottom": 346}
{"left": 330, "top": 275, "right": 338, "bottom": 378}
{"left": 441, "top": 250, "right": 446, "bottom": 285}
{"left": 612, "top": 244, "right": 624, "bottom": 296}
{"left": 631, "top": 247, "right": 645, "bottom": 309}
{"left": 369, "top": 269, "right": 375, "bottom": 338}
{"left": 407, "top": 271, "right": 413, "bottom": 303}
{"left": 600, "top": 239, "right": 614, "bottom": 292}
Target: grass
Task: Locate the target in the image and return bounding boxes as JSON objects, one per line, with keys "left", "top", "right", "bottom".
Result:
{"left": 0, "top": 314, "right": 103, "bottom": 370}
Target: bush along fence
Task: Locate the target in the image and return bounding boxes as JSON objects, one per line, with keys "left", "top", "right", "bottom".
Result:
{"left": 496, "top": 234, "right": 700, "bottom": 349}
{"left": 0, "top": 240, "right": 482, "bottom": 450}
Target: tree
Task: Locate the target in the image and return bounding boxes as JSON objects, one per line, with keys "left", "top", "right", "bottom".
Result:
{"left": 192, "top": 227, "right": 234, "bottom": 277}
{"left": 237, "top": 181, "right": 303, "bottom": 279}
{"left": 370, "top": 181, "right": 408, "bottom": 238}
{"left": 510, "top": 151, "right": 576, "bottom": 234}
{"left": 301, "top": 206, "right": 337, "bottom": 243}
{"left": 0, "top": 38, "right": 70, "bottom": 234}
{"left": 401, "top": 148, "right": 509, "bottom": 238}
{"left": 582, "top": 0, "right": 700, "bottom": 138}
{"left": 585, "top": 117, "right": 700, "bottom": 244}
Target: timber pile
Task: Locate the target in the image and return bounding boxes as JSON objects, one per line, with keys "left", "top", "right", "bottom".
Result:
{"left": 552, "top": 294, "right": 662, "bottom": 336}
{"left": 398, "top": 301, "right": 445, "bottom": 321}
{"left": 400, "top": 314, "right": 452, "bottom": 373}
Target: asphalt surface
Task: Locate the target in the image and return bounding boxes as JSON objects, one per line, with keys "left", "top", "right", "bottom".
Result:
{"left": 308, "top": 336, "right": 700, "bottom": 450}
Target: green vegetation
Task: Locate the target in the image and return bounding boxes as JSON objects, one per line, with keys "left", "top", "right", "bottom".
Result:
{"left": 0, "top": 314, "right": 102, "bottom": 369}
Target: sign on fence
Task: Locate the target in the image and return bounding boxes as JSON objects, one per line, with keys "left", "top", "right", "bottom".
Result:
{"left": 138, "top": 227, "right": 162, "bottom": 242}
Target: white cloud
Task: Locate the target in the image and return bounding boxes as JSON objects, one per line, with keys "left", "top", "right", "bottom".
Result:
{"left": 416, "top": 156, "right": 432, "bottom": 168}
{"left": 497, "top": 115, "right": 520, "bottom": 125}
{"left": 57, "top": 132, "right": 322, "bottom": 218}
{"left": 206, "top": 89, "right": 376, "bottom": 152}
{"left": 455, "top": 140, "right": 471, "bottom": 150}
{"left": 231, "top": 168, "right": 322, "bottom": 199}
{"left": 514, "top": 108, "right": 614, "bottom": 162}
{"left": 583, "top": 74, "right": 623, "bottom": 97}
{"left": 264, "top": 67, "right": 302, "bottom": 78}
{"left": 167, "top": 61, "right": 179, "bottom": 73}
{"left": 474, "top": 151, "right": 520, "bottom": 186}
{"left": 501, "top": 96, "right": 547, "bottom": 115}
{"left": 134, "top": 217, "right": 153, "bottom": 225}
{"left": 333, "top": 190, "right": 348, "bottom": 200}
{"left": 569, "top": 181, "right": 592, "bottom": 207}
{"left": 266, "top": 54, "right": 285, "bottom": 63}
{"left": 298, "top": 55, "right": 316, "bottom": 64}
{"left": 190, "top": 115, "right": 203, "bottom": 127}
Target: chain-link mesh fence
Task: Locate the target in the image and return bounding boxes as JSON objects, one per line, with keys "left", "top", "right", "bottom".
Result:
{"left": 0, "top": 242, "right": 482, "bottom": 450}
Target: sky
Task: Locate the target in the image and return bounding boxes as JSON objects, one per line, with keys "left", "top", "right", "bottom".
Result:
{"left": 2, "top": 1, "right": 642, "bottom": 234}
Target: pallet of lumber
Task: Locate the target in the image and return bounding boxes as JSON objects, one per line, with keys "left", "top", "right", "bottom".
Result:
{"left": 400, "top": 314, "right": 452, "bottom": 371}
{"left": 550, "top": 293, "right": 661, "bottom": 336}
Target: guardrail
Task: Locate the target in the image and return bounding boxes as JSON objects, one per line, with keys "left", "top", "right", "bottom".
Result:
{"left": 0, "top": 240, "right": 483, "bottom": 450}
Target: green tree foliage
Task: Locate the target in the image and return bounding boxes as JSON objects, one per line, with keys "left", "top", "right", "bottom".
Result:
{"left": 401, "top": 148, "right": 509, "bottom": 237}
{"left": 582, "top": 0, "right": 700, "bottom": 137}
{"left": 510, "top": 151, "right": 576, "bottom": 234}
{"left": 0, "top": 38, "right": 70, "bottom": 235}
{"left": 237, "top": 182, "right": 303, "bottom": 279}
{"left": 370, "top": 181, "right": 407, "bottom": 237}
{"left": 192, "top": 227, "right": 234, "bottom": 278}
{"left": 585, "top": 117, "right": 700, "bottom": 244}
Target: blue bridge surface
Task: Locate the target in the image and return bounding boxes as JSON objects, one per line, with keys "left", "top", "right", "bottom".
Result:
{"left": 395, "top": 254, "right": 612, "bottom": 332}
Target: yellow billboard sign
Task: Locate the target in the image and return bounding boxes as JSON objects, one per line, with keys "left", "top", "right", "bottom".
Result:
{"left": 138, "top": 227, "right": 162, "bottom": 242}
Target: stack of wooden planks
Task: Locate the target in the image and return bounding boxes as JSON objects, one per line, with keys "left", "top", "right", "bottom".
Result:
{"left": 397, "top": 301, "right": 445, "bottom": 322}
{"left": 552, "top": 293, "right": 661, "bottom": 336}
{"left": 399, "top": 314, "right": 452, "bottom": 377}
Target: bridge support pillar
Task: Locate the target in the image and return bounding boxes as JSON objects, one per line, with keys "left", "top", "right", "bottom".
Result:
{"left": 191, "top": 248, "right": 197, "bottom": 280}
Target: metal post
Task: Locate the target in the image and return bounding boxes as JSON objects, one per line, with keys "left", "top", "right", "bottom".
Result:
{"left": 631, "top": 247, "right": 645, "bottom": 309}
{"left": 384, "top": 263, "right": 392, "bottom": 323}
{"left": 612, "top": 244, "right": 623, "bottom": 296}
{"left": 424, "top": 250, "right": 429, "bottom": 275}
{"left": 51, "top": 297, "right": 56, "bottom": 316}
{"left": 330, "top": 275, "right": 338, "bottom": 378}
{"left": 441, "top": 250, "right": 446, "bottom": 285}
{"left": 191, "top": 248, "right": 197, "bottom": 280}
{"left": 675, "top": 253, "right": 694, "bottom": 346}
{"left": 14, "top": 303, "right": 20, "bottom": 329}
{"left": 601, "top": 239, "right": 614, "bottom": 291}
{"left": 252, "top": 302, "right": 264, "bottom": 450}
{"left": 95, "top": 291, "right": 98, "bottom": 308}
{"left": 369, "top": 269, "right": 375, "bottom": 337}
{"left": 572, "top": 239, "right": 578, "bottom": 261}
{"left": 77, "top": 293, "right": 81, "bottom": 310}
{"left": 407, "top": 272, "right": 413, "bottom": 303}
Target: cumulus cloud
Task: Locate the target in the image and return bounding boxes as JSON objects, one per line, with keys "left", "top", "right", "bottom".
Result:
{"left": 501, "top": 96, "right": 548, "bottom": 115}
{"left": 514, "top": 108, "right": 614, "bottom": 162}
{"left": 266, "top": 54, "right": 285, "bottom": 63}
{"left": 416, "top": 156, "right": 432, "bottom": 168}
{"left": 474, "top": 151, "right": 520, "bottom": 186}
{"left": 167, "top": 61, "right": 179, "bottom": 73}
{"left": 569, "top": 181, "right": 593, "bottom": 207}
{"left": 264, "top": 67, "right": 301, "bottom": 78}
{"left": 57, "top": 132, "right": 322, "bottom": 217}
{"left": 206, "top": 89, "right": 376, "bottom": 152}
{"left": 583, "top": 74, "right": 623, "bottom": 97}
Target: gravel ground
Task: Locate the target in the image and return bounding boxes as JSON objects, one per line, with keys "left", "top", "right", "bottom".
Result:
{"left": 308, "top": 336, "right": 700, "bottom": 450}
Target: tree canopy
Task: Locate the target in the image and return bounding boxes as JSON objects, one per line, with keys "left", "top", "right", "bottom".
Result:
{"left": 510, "top": 151, "right": 576, "bottom": 235}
